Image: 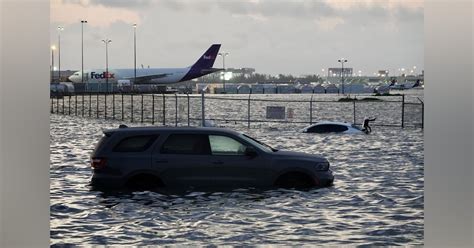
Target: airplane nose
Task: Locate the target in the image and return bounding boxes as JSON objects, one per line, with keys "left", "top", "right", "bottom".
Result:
{"left": 68, "top": 75, "right": 76, "bottom": 83}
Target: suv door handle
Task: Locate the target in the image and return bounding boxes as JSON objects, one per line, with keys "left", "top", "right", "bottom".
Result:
{"left": 155, "top": 159, "right": 168, "bottom": 163}
{"left": 212, "top": 161, "right": 224, "bottom": 165}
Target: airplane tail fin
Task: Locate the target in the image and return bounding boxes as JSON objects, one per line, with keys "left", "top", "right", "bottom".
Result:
{"left": 190, "top": 44, "right": 221, "bottom": 70}
{"left": 179, "top": 44, "right": 222, "bottom": 82}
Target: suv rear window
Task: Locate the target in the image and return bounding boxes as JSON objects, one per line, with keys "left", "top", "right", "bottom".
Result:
{"left": 113, "top": 135, "right": 158, "bottom": 152}
{"left": 161, "top": 134, "right": 210, "bottom": 155}
{"left": 93, "top": 135, "right": 109, "bottom": 153}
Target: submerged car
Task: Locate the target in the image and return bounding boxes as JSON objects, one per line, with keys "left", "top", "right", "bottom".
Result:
{"left": 302, "top": 121, "right": 365, "bottom": 134}
{"left": 90, "top": 126, "right": 334, "bottom": 190}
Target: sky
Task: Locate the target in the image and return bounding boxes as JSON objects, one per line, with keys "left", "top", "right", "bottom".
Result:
{"left": 50, "top": 0, "right": 424, "bottom": 76}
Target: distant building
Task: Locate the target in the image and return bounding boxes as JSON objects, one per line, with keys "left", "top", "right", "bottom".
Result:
{"left": 378, "top": 70, "right": 389, "bottom": 77}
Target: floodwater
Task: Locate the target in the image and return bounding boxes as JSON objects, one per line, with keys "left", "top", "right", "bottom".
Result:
{"left": 50, "top": 95, "right": 423, "bottom": 246}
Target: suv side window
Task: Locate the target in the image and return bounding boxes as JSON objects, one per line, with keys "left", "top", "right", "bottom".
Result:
{"left": 113, "top": 135, "right": 158, "bottom": 152}
{"left": 160, "top": 134, "right": 211, "bottom": 155}
{"left": 209, "top": 135, "right": 247, "bottom": 155}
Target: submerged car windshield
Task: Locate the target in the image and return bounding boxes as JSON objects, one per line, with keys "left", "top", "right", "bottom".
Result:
{"left": 240, "top": 134, "right": 277, "bottom": 152}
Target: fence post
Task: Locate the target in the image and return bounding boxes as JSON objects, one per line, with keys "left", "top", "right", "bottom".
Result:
{"left": 89, "top": 93, "right": 91, "bottom": 117}
{"left": 309, "top": 93, "right": 314, "bottom": 125}
{"left": 187, "top": 94, "right": 190, "bottom": 126}
{"left": 62, "top": 96, "right": 65, "bottom": 114}
{"left": 131, "top": 93, "right": 134, "bottom": 123}
{"left": 82, "top": 94, "right": 84, "bottom": 117}
{"left": 103, "top": 93, "right": 106, "bottom": 117}
{"left": 112, "top": 93, "right": 115, "bottom": 119}
{"left": 56, "top": 97, "right": 59, "bottom": 114}
{"left": 353, "top": 100, "right": 356, "bottom": 124}
{"left": 50, "top": 98, "right": 53, "bottom": 113}
{"left": 201, "top": 92, "right": 205, "bottom": 126}
{"left": 68, "top": 95, "right": 71, "bottom": 115}
{"left": 152, "top": 94, "right": 155, "bottom": 125}
{"left": 141, "top": 94, "right": 144, "bottom": 123}
{"left": 401, "top": 94, "right": 405, "bottom": 128}
{"left": 421, "top": 101, "right": 424, "bottom": 129}
{"left": 417, "top": 97, "right": 424, "bottom": 129}
{"left": 121, "top": 93, "right": 124, "bottom": 121}
{"left": 75, "top": 95, "right": 78, "bottom": 116}
{"left": 247, "top": 94, "right": 251, "bottom": 128}
{"left": 96, "top": 94, "right": 99, "bottom": 118}
{"left": 175, "top": 94, "right": 178, "bottom": 126}
{"left": 162, "top": 94, "right": 166, "bottom": 126}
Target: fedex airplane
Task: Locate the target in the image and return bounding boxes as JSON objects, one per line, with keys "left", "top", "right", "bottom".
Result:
{"left": 68, "top": 44, "right": 223, "bottom": 85}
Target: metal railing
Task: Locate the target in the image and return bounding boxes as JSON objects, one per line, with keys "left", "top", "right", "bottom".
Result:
{"left": 50, "top": 92, "right": 424, "bottom": 129}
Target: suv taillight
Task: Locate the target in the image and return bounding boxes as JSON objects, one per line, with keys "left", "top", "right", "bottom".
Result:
{"left": 91, "top": 157, "right": 107, "bottom": 169}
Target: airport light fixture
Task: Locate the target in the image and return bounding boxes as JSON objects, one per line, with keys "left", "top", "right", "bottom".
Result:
{"left": 57, "top": 26, "right": 64, "bottom": 82}
{"left": 338, "top": 58, "right": 348, "bottom": 94}
{"left": 81, "top": 20, "right": 87, "bottom": 90}
{"left": 51, "top": 45, "right": 56, "bottom": 82}
{"left": 218, "top": 52, "right": 229, "bottom": 92}
{"left": 133, "top": 24, "right": 137, "bottom": 91}
{"left": 102, "top": 39, "right": 112, "bottom": 93}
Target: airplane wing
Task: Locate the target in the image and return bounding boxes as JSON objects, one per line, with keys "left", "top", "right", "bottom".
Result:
{"left": 124, "top": 73, "right": 171, "bottom": 84}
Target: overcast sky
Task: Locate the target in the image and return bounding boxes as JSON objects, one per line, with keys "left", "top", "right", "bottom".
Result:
{"left": 50, "top": 0, "right": 423, "bottom": 76}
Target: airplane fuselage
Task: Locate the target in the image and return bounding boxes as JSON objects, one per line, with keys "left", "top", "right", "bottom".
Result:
{"left": 68, "top": 44, "right": 222, "bottom": 85}
{"left": 69, "top": 68, "right": 191, "bottom": 84}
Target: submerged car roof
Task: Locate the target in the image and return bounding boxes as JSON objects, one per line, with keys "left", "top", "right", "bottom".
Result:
{"left": 104, "top": 126, "right": 241, "bottom": 136}
{"left": 309, "top": 121, "right": 354, "bottom": 126}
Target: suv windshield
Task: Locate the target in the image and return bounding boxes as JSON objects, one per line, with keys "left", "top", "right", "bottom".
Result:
{"left": 240, "top": 134, "right": 277, "bottom": 153}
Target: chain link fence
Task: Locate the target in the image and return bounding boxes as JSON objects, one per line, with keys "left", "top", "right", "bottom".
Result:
{"left": 50, "top": 93, "right": 424, "bottom": 129}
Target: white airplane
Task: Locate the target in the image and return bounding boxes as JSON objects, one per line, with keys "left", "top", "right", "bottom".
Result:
{"left": 68, "top": 44, "right": 223, "bottom": 85}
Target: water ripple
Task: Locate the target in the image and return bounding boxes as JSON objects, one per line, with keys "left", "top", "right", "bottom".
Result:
{"left": 50, "top": 112, "right": 423, "bottom": 246}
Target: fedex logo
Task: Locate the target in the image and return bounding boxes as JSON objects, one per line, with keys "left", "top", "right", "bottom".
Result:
{"left": 203, "top": 55, "right": 214, "bottom": 60}
{"left": 91, "top": 71, "right": 115, "bottom": 79}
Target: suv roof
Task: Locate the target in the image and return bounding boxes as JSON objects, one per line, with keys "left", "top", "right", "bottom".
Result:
{"left": 104, "top": 126, "right": 241, "bottom": 136}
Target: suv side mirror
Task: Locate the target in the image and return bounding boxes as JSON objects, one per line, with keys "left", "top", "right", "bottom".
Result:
{"left": 244, "top": 147, "right": 258, "bottom": 157}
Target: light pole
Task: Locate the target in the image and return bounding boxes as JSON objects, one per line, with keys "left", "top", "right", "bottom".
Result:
{"left": 133, "top": 24, "right": 137, "bottom": 92}
{"left": 102, "top": 39, "right": 112, "bottom": 93}
{"left": 57, "top": 26, "right": 63, "bottom": 82}
{"left": 218, "top": 52, "right": 229, "bottom": 93}
{"left": 81, "top": 20, "right": 87, "bottom": 90}
{"left": 338, "top": 58, "right": 348, "bottom": 95}
{"left": 51, "top": 45, "right": 56, "bottom": 82}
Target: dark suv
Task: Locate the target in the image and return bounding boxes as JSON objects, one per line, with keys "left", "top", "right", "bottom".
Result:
{"left": 90, "top": 126, "right": 334, "bottom": 189}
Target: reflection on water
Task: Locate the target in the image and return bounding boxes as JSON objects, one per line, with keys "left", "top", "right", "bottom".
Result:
{"left": 50, "top": 112, "right": 423, "bottom": 246}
